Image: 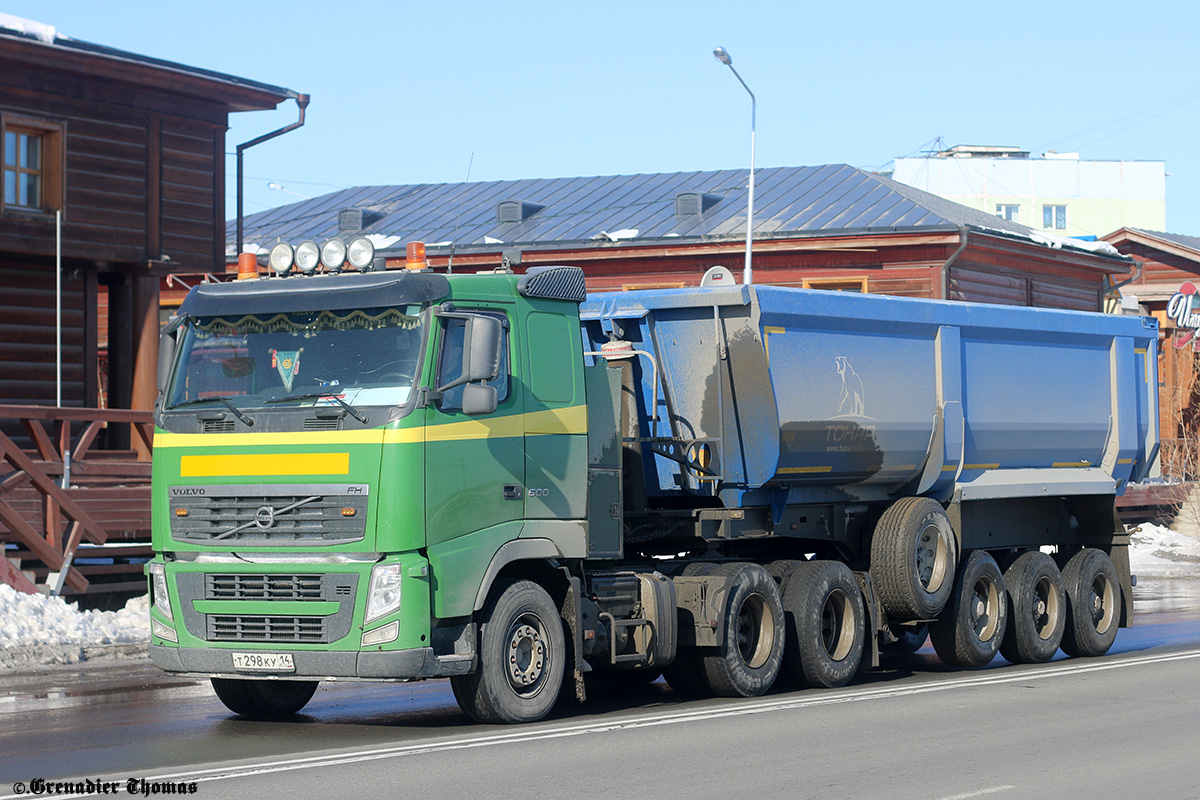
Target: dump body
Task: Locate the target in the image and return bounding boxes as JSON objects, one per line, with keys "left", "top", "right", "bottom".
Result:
{"left": 581, "top": 284, "right": 1158, "bottom": 508}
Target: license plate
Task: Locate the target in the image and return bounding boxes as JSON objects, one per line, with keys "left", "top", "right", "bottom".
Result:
{"left": 232, "top": 652, "right": 295, "bottom": 672}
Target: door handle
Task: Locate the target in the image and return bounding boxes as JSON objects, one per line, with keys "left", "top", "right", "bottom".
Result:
{"left": 503, "top": 484, "right": 522, "bottom": 500}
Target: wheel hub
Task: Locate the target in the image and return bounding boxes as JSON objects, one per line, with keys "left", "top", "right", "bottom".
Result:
{"left": 507, "top": 622, "right": 546, "bottom": 690}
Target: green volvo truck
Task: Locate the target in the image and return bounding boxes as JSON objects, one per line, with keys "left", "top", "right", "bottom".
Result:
{"left": 148, "top": 254, "right": 1158, "bottom": 724}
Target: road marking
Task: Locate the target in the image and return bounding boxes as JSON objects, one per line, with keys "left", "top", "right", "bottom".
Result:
{"left": 4, "top": 647, "right": 1198, "bottom": 798}
{"left": 937, "top": 787, "right": 1015, "bottom": 800}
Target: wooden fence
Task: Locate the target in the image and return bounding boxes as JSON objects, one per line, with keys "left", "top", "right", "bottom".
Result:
{"left": 0, "top": 405, "right": 152, "bottom": 596}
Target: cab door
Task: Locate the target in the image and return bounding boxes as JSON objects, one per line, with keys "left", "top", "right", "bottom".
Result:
{"left": 522, "top": 310, "right": 587, "bottom": 522}
{"left": 424, "top": 308, "right": 525, "bottom": 547}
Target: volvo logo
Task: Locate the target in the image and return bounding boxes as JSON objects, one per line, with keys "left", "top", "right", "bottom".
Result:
{"left": 254, "top": 505, "right": 275, "bottom": 529}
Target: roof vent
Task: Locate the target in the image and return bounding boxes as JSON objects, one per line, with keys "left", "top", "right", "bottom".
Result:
{"left": 497, "top": 200, "right": 545, "bottom": 224}
{"left": 338, "top": 208, "right": 384, "bottom": 234}
{"left": 675, "top": 192, "right": 722, "bottom": 218}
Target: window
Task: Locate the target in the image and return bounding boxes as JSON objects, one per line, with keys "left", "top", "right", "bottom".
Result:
{"left": 1, "top": 115, "right": 64, "bottom": 215}
{"left": 437, "top": 311, "right": 510, "bottom": 411}
{"left": 802, "top": 277, "right": 868, "bottom": 293}
{"left": 1043, "top": 204, "right": 1067, "bottom": 230}
{"left": 996, "top": 204, "right": 1020, "bottom": 223}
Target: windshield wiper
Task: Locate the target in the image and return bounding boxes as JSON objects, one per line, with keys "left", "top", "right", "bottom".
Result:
{"left": 171, "top": 396, "right": 255, "bottom": 427}
{"left": 266, "top": 392, "right": 369, "bottom": 425}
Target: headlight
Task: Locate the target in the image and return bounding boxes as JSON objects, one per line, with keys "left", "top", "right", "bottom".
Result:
{"left": 364, "top": 563, "right": 403, "bottom": 625}
{"left": 321, "top": 238, "right": 347, "bottom": 272}
{"left": 148, "top": 562, "right": 173, "bottom": 622}
{"left": 347, "top": 237, "right": 375, "bottom": 270}
{"left": 295, "top": 240, "right": 321, "bottom": 274}
{"left": 268, "top": 242, "right": 295, "bottom": 275}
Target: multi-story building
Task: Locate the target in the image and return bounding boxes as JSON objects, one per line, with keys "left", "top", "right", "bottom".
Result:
{"left": 888, "top": 145, "right": 1165, "bottom": 240}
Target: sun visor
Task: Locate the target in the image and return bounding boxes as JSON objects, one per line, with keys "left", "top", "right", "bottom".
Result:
{"left": 178, "top": 272, "right": 450, "bottom": 317}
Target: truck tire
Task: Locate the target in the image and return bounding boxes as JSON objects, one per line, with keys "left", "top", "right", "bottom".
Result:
{"left": 929, "top": 550, "right": 1007, "bottom": 668}
{"left": 699, "top": 563, "right": 785, "bottom": 697}
{"left": 450, "top": 579, "right": 565, "bottom": 724}
{"left": 1060, "top": 549, "right": 1120, "bottom": 657}
{"left": 781, "top": 560, "right": 865, "bottom": 688}
{"left": 999, "top": 551, "right": 1066, "bottom": 664}
{"left": 871, "top": 497, "right": 957, "bottom": 621}
{"left": 765, "top": 559, "right": 804, "bottom": 585}
{"left": 210, "top": 678, "right": 319, "bottom": 717}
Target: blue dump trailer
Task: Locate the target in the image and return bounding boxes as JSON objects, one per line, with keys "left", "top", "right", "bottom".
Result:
{"left": 575, "top": 281, "right": 1156, "bottom": 700}
{"left": 151, "top": 261, "right": 1159, "bottom": 723}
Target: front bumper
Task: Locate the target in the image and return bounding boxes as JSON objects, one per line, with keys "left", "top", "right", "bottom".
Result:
{"left": 150, "top": 643, "right": 472, "bottom": 680}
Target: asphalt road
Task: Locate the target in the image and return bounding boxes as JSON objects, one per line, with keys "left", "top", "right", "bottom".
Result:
{"left": 2, "top": 581, "right": 1199, "bottom": 800}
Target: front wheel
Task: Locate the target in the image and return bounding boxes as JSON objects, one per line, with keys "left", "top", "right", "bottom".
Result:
{"left": 451, "top": 580, "right": 565, "bottom": 724}
{"left": 210, "top": 678, "right": 319, "bottom": 717}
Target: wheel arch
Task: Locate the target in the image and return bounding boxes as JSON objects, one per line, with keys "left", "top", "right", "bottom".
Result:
{"left": 473, "top": 538, "right": 569, "bottom": 612}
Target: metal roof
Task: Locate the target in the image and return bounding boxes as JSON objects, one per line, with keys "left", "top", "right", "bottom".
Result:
{"left": 1124, "top": 229, "right": 1200, "bottom": 256}
{"left": 228, "top": 164, "right": 1118, "bottom": 261}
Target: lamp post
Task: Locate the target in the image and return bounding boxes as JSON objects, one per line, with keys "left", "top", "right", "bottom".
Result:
{"left": 713, "top": 46, "right": 755, "bottom": 286}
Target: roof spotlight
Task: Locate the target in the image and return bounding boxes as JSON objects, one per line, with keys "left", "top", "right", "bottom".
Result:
{"left": 347, "top": 237, "right": 376, "bottom": 271}
{"left": 295, "top": 240, "right": 321, "bottom": 274}
{"left": 321, "top": 238, "right": 347, "bottom": 272}
{"left": 268, "top": 242, "right": 295, "bottom": 275}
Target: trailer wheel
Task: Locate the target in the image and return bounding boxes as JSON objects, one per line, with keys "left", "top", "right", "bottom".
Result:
{"left": 781, "top": 561, "right": 865, "bottom": 688}
{"left": 699, "top": 563, "right": 785, "bottom": 697}
{"left": 1060, "top": 549, "right": 1120, "bottom": 657}
{"left": 929, "top": 550, "right": 1007, "bottom": 668}
{"left": 999, "top": 551, "right": 1066, "bottom": 664}
{"left": 450, "top": 579, "right": 565, "bottom": 724}
{"left": 871, "top": 497, "right": 957, "bottom": 620}
{"left": 210, "top": 678, "right": 318, "bottom": 717}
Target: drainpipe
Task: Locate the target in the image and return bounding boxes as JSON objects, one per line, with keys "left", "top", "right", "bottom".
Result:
{"left": 940, "top": 225, "right": 970, "bottom": 301}
{"left": 236, "top": 94, "right": 310, "bottom": 263}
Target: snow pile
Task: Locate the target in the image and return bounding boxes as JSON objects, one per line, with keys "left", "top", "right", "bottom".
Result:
{"left": 1129, "top": 523, "right": 1200, "bottom": 578}
{"left": 0, "top": 585, "right": 148, "bottom": 656}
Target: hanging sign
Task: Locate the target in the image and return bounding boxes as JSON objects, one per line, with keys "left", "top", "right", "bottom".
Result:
{"left": 1167, "top": 283, "right": 1200, "bottom": 349}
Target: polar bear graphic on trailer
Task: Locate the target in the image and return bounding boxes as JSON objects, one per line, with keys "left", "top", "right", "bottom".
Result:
{"left": 836, "top": 356, "right": 865, "bottom": 417}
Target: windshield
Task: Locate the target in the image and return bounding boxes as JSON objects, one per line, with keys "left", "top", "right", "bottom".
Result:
{"left": 166, "top": 305, "right": 425, "bottom": 411}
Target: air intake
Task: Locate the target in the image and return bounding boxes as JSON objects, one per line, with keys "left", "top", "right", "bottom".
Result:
{"left": 497, "top": 200, "right": 545, "bottom": 224}
{"left": 675, "top": 192, "right": 722, "bottom": 218}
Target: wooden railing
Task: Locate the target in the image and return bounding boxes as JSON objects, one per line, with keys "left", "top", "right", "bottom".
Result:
{"left": 0, "top": 405, "right": 153, "bottom": 595}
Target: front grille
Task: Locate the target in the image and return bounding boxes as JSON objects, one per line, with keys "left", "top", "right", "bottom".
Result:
{"left": 201, "top": 419, "right": 236, "bottom": 433}
{"left": 169, "top": 484, "right": 369, "bottom": 545}
{"left": 176, "top": 571, "right": 359, "bottom": 645}
{"left": 304, "top": 417, "right": 342, "bottom": 431}
{"left": 208, "top": 615, "right": 325, "bottom": 643}
{"left": 206, "top": 573, "right": 324, "bottom": 601}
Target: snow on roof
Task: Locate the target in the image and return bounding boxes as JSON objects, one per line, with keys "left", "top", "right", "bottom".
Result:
{"left": 0, "top": 12, "right": 58, "bottom": 43}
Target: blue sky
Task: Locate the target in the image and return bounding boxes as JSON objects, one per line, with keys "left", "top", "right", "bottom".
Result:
{"left": 8, "top": 0, "right": 1200, "bottom": 232}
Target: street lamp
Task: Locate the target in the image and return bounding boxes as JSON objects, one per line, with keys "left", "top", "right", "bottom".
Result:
{"left": 713, "top": 45, "right": 755, "bottom": 286}
{"left": 268, "top": 182, "right": 312, "bottom": 200}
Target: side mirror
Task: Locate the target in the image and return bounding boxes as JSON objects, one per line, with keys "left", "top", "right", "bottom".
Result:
{"left": 462, "top": 383, "right": 498, "bottom": 416}
{"left": 463, "top": 316, "right": 502, "bottom": 383}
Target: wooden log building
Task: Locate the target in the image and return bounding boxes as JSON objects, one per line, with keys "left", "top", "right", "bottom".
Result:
{"left": 0, "top": 14, "right": 300, "bottom": 596}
